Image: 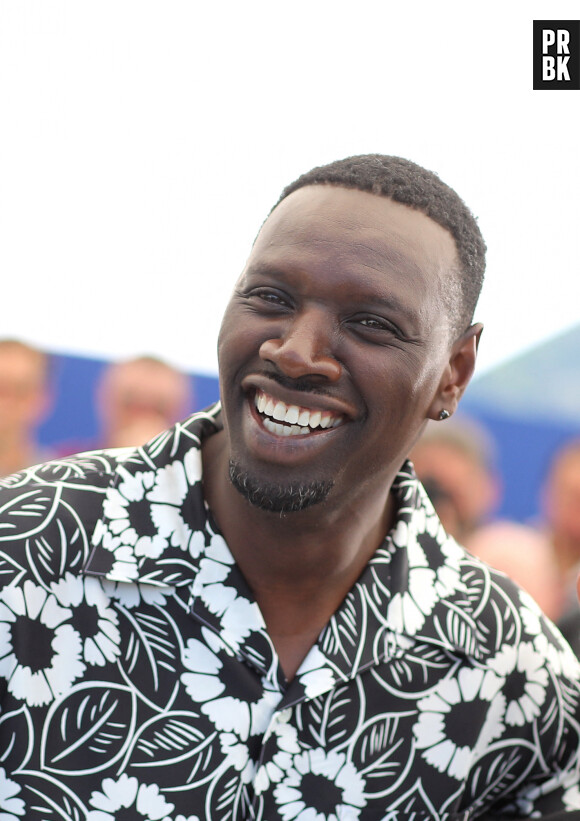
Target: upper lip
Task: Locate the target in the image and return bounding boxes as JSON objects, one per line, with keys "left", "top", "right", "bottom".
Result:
{"left": 241, "top": 374, "right": 359, "bottom": 421}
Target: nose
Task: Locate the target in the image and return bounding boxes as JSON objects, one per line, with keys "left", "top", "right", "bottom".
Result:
{"left": 259, "top": 308, "right": 342, "bottom": 382}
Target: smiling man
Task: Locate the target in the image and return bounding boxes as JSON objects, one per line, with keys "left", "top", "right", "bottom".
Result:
{"left": 1, "top": 155, "right": 579, "bottom": 820}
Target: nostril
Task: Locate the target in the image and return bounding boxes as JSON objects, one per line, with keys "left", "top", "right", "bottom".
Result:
{"left": 259, "top": 336, "right": 341, "bottom": 382}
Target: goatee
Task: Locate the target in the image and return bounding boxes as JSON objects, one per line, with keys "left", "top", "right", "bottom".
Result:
{"left": 228, "top": 460, "right": 334, "bottom": 513}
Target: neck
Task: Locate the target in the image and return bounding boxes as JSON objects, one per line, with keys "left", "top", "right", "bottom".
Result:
{"left": 202, "top": 430, "right": 397, "bottom": 679}
{"left": 0, "top": 434, "right": 39, "bottom": 476}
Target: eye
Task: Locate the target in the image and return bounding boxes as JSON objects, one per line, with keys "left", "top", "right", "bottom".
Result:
{"left": 350, "top": 314, "right": 402, "bottom": 337}
{"left": 237, "top": 287, "right": 293, "bottom": 311}
{"left": 256, "top": 290, "right": 290, "bottom": 306}
{"left": 358, "top": 317, "right": 387, "bottom": 329}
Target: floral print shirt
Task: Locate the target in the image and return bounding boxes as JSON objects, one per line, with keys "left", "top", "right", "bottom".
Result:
{"left": 1, "top": 403, "right": 580, "bottom": 821}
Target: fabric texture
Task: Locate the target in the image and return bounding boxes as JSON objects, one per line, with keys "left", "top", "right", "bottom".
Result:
{"left": 1, "top": 403, "right": 579, "bottom": 821}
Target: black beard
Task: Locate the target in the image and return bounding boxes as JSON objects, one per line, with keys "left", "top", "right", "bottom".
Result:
{"left": 228, "top": 460, "right": 334, "bottom": 513}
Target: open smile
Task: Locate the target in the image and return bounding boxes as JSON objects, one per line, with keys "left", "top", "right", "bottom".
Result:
{"left": 253, "top": 389, "right": 345, "bottom": 437}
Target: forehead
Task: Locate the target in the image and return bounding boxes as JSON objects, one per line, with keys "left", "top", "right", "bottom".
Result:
{"left": 0, "top": 345, "right": 46, "bottom": 382}
{"left": 250, "top": 185, "right": 458, "bottom": 286}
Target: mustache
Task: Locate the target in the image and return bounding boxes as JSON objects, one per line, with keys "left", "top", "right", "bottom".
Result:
{"left": 262, "top": 370, "right": 336, "bottom": 398}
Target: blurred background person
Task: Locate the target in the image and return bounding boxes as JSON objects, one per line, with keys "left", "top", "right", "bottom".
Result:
{"left": 0, "top": 339, "right": 53, "bottom": 476}
{"left": 541, "top": 439, "right": 580, "bottom": 590}
{"left": 96, "top": 355, "right": 193, "bottom": 448}
{"left": 409, "top": 415, "right": 501, "bottom": 544}
{"left": 540, "top": 439, "right": 580, "bottom": 637}
{"left": 467, "top": 521, "right": 564, "bottom": 623}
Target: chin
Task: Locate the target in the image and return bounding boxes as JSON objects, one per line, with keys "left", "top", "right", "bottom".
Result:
{"left": 228, "top": 460, "right": 334, "bottom": 514}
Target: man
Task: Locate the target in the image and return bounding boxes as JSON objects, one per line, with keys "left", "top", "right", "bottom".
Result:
{"left": 0, "top": 155, "right": 579, "bottom": 820}
{"left": 542, "top": 438, "right": 580, "bottom": 656}
{"left": 96, "top": 355, "right": 193, "bottom": 448}
{"left": 409, "top": 416, "right": 500, "bottom": 544}
{"left": 0, "top": 338, "right": 52, "bottom": 477}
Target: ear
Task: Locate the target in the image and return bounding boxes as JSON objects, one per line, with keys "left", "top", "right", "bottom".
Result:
{"left": 428, "top": 323, "right": 483, "bottom": 421}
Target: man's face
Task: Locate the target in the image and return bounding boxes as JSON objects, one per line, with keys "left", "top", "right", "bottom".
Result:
{"left": 218, "top": 185, "right": 460, "bottom": 513}
{"left": 100, "top": 362, "right": 188, "bottom": 435}
{"left": 546, "top": 452, "right": 580, "bottom": 542}
{"left": 0, "top": 346, "right": 48, "bottom": 436}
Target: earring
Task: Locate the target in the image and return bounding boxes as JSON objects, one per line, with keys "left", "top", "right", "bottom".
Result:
{"left": 438, "top": 409, "right": 450, "bottom": 421}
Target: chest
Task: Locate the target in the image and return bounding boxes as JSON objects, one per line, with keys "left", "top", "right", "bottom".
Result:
{"left": 2, "top": 586, "right": 519, "bottom": 820}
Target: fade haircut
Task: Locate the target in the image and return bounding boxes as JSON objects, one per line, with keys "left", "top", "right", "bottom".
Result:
{"left": 274, "top": 154, "right": 486, "bottom": 338}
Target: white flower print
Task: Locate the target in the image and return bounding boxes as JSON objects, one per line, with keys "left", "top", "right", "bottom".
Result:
{"left": 101, "top": 579, "right": 171, "bottom": 609}
{"left": 92, "top": 520, "right": 139, "bottom": 582}
{"left": 50, "top": 573, "right": 120, "bottom": 666}
{"left": 0, "top": 580, "right": 84, "bottom": 706}
{"left": 273, "top": 748, "right": 366, "bottom": 821}
{"left": 219, "top": 732, "right": 259, "bottom": 783}
{"left": 148, "top": 449, "right": 206, "bottom": 558}
{"left": 181, "top": 632, "right": 280, "bottom": 739}
{"left": 413, "top": 666, "right": 506, "bottom": 780}
{"left": 193, "top": 536, "right": 265, "bottom": 649}
{"left": 296, "top": 646, "right": 337, "bottom": 700}
{"left": 87, "top": 775, "right": 174, "bottom": 821}
{"left": 387, "top": 521, "right": 438, "bottom": 634}
{"left": 487, "top": 641, "right": 549, "bottom": 726}
{"left": 255, "top": 709, "right": 301, "bottom": 794}
{"left": 563, "top": 782, "right": 580, "bottom": 811}
{"left": 0, "top": 767, "right": 25, "bottom": 818}
{"left": 102, "top": 467, "right": 167, "bottom": 559}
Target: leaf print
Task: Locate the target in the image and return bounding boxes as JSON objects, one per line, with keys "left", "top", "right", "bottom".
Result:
{"left": 462, "top": 563, "right": 521, "bottom": 657}
{"left": 34, "top": 452, "right": 114, "bottom": 484}
{"left": 386, "top": 777, "right": 442, "bottom": 818}
{"left": 17, "top": 771, "right": 86, "bottom": 821}
{"left": 321, "top": 589, "right": 365, "bottom": 663}
{"left": 206, "top": 765, "right": 251, "bottom": 821}
{"left": 295, "top": 681, "right": 363, "bottom": 750}
{"left": 349, "top": 713, "right": 415, "bottom": 795}
{"left": 0, "top": 705, "right": 34, "bottom": 773}
{"left": 41, "top": 683, "right": 136, "bottom": 775}
{"left": 369, "top": 641, "right": 454, "bottom": 697}
{"left": 0, "top": 485, "right": 61, "bottom": 542}
{"left": 462, "top": 742, "right": 535, "bottom": 809}
{"left": 122, "top": 711, "right": 221, "bottom": 789}
{"left": 26, "top": 504, "right": 91, "bottom": 589}
{"left": 116, "top": 604, "right": 183, "bottom": 710}
{"left": 0, "top": 549, "right": 26, "bottom": 588}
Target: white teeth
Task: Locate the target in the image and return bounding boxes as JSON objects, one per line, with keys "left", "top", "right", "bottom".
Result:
{"left": 309, "top": 411, "right": 321, "bottom": 428}
{"left": 255, "top": 390, "right": 343, "bottom": 435}
{"left": 264, "top": 418, "right": 293, "bottom": 436}
{"left": 285, "top": 405, "right": 300, "bottom": 424}
{"left": 273, "top": 401, "right": 287, "bottom": 421}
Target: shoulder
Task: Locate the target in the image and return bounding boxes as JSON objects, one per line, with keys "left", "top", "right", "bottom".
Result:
{"left": 0, "top": 449, "right": 134, "bottom": 590}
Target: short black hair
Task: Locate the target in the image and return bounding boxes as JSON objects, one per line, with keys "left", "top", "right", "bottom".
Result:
{"left": 275, "top": 154, "right": 486, "bottom": 337}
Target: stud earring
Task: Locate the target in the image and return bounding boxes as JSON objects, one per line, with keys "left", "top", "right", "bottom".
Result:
{"left": 438, "top": 409, "right": 450, "bottom": 421}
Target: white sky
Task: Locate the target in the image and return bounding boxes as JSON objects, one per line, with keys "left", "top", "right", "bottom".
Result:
{"left": 1, "top": 1, "right": 579, "bottom": 378}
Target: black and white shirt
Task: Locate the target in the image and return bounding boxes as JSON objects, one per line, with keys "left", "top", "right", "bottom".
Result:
{"left": 1, "top": 403, "right": 579, "bottom": 820}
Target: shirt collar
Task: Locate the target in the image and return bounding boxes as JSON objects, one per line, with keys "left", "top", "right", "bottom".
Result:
{"left": 83, "top": 403, "right": 483, "bottom": 695}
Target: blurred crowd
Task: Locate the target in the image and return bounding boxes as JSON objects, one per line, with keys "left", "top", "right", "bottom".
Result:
{"left": 2, "top": 337, "right": 580, "bottom": 648}
{"left": 0, "top": 338, "right": 193, "bottom": 471}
